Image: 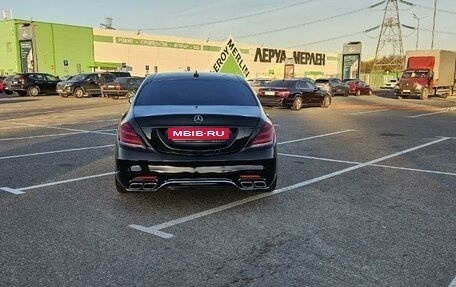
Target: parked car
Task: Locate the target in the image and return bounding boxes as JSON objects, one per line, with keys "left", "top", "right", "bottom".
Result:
{"left": 101, "top": 76, "right": 145, "bottom": 100}
{"left": 2, "top": 75, "right": 15, "bottom": 95}
{"left": 115, "top": 72, "right": 277, "bottom": 193}
{"left": 56, "top": 72, "right": 116, "bottom": 97}
{"left": 10, "top": 73, "right": 60, "bottom": 96}
{"left": 248, "top": 78, "right": 272, "bottom": 93}
{"left": 315, "top": 78, "right": 349, "bottom": 97}
{"left": 59, "top": 75, "right": 74, "bottom": 81}
{"left": 110, "top": 71, "right": 131, "bottom": 77}
{"left": 257, "top": 79, "right": 331, "bottom": 110}
{"left": 0, "top": 76, "right": 5, "bottom": 93}
{"left": 382, "top": 79, "right": 399, "bottom": 89}
{"left": 345, "top": 79, "right": 373, "bottom": 96}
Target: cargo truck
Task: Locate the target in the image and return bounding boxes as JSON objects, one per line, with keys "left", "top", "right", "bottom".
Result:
{"left": 395, "top": 50, "right": 456, "bottom": 100}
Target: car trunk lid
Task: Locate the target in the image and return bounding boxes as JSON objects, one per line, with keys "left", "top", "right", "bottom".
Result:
{"left": 133, "top": 105, "right": 261, "bottom": 155}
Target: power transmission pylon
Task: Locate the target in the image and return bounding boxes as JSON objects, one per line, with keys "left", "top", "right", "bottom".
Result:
{"left": 371, "top": 0, "right": 404, "bottom": 74}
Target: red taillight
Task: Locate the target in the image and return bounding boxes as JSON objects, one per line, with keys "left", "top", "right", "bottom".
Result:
{"left": 277, "top": 90, "right": 290, "bottom": 98}
{"left": 249, "top": 122, "right": 275, "bottom": 148}
{"left": 257, "top": 89, "right": 265, "bottom": 96}
{"left": 118, "top": 122, "right": 145, "bottom": 148}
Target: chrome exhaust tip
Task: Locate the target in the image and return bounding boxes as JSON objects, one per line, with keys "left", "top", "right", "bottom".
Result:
{"left": 129, "top": 182, "right": 143, "bottom": 190}
{"left": 240, "top": 181, "right": 254, "bottom": 189}
{"left": 143, "top": 182, "right": 157, "bottom": 190}
{"left": 254, "top": 181, "right": 267, "bottom": 188}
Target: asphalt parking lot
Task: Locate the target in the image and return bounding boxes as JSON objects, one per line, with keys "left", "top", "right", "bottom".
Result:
{"left": 0, "top": 91, "right": 455, "bottom": 287}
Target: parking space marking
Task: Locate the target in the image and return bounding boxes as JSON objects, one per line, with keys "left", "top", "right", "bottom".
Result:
{"left": 408, "top": 109, "right": 449, "bottom": 118}
{"left": 130, "top": 137, "right": 450, "bottom": 238}
{"left": 0, "top": 187, "right": 25, "bottom": 195}
{"left": 279, "top": 153, "right": 456, "bottom": 176}
{"left": 0, "top": 144, "right": 114, "bottom": 160}
{"left": 18, "top": 172, "right": 115, "bottom": 192}
{"left": 4, "top": 121, "right": 116, "bottom": 136}
{"left": 0, "top": 131, "right": 88, "bottom": 141}
{"left": 277, "top": 129, "right": 356, "bottom": 145}
{"left": 449, "top": 275, "right": 456, "bottom": 287}
{"left": 346, "top": 109, "right": 390, "bottom": 116}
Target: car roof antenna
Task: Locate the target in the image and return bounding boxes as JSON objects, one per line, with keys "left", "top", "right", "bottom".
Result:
{"left": 193, "top": 70, "right": 199, "bottom": 79}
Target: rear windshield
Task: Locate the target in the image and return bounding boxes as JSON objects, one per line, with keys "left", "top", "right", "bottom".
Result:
{"left": 135, "top": 79, "right": 257, "bottom": 106}
{"left": 267, "top": 80, "right": 295, "bottom": 88}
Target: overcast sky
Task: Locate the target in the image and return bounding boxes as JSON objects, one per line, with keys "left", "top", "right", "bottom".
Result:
{"left": 4, "top": 0, "right": 456, "bottom": 58}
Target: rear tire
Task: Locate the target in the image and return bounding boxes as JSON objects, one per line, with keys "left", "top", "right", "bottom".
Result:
{"left": 60, "top": 93, "right": 68, "bottom": 98}
{"left": 27, "top": 86, "right": 39, "bottom": 97}
{"left": 320, "top": 95, "right": 331, "bottom": 108}
{"left": 111, "top": 95, "right": 119, "bottom": 100}
{"left": 291, "top": 96, "right": 302, "bottom": 111}
{"left": 115, "top": 177, "right": 128, "bottom": 193}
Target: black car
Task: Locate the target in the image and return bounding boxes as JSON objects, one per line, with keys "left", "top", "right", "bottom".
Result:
{"left": 257, "top": 79, "right": 331, "bottom": 110}
{"left": 56, "top": 72, "right": 116, "bottom": 98}
{"left": 10, "top": 73, "right": 60, "bottom": 96}
{"left": 315, "top": 78, "right": 349, "bottom": 97}
{"left": 115, "top": 72, "right": 277, "bottom": 193}
{"left": 101, "top": 76, "right": 145, "bottom": 100}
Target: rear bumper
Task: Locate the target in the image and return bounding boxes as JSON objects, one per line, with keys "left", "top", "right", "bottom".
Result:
{"left": 101, "top": 88, "right": 128, "bottom": 96}
{"left": 115, "top": 143, "right": 277, "bottom": 191}
{"left": 10, "top": 84, "right": 27, "bottom": 92}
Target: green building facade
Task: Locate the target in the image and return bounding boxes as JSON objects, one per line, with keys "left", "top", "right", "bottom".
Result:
{"left": 0, "top": 19, "right": 94, "bottom": 76}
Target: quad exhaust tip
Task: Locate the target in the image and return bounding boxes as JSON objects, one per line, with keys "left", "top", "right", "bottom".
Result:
{"left": 128, "top": 182, "right": 157, "bottom": 191}
{"left": 240, "top": 180, "right": 267, "bottom": 190}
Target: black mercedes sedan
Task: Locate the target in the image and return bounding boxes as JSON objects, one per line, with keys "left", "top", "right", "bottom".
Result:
{"left": 115, "top": 72, "right": 277, "bottom": 193}
{"left": 257, "top": 78, "right": 331, "bottom": 110}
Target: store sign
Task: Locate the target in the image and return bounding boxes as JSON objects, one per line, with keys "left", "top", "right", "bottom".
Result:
{"left": 115, "top": 37, "right": 201, "bottom": 50}
{"left": 254, "top": 48, "right": 326, "bottom": 66}
{"left": 211, "top": 36, "right": 250, "bottom": 77}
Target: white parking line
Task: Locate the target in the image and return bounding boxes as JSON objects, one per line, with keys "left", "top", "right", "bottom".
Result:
{"left": 0, "top": 131, "right": 87, "bottom": 141}
{"left": 0, "top": 187, "right": 25, "bottom": 195}
{"left": 19, "top": 172, "right": 115, "bottom": 191}
{"left": 277, "top": 129, "right": 356, "bottom": 145}
{"left": 408, "top": 109, "right": 449, "bottom": 118}
{"left": 4, "top": 121, "right": 116, "bottom": 136}
{"left": 130, "top": 137, "right": 450, "bottom": 238}
{"left": 449, "top": 275, "right": 456, "bottom": 287}
{"left": 279, "top": 153, "right": 456, "bottom": 176}
{"left": 346, "top": 109, "right": 390, "bottom": 116}
{"left": 0, "top": 144, "right": 115, "bottom": 160}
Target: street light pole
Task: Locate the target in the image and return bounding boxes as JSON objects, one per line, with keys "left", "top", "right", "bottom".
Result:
{"left": 413, "top": 14, "right": 420, "bottom": 50}
{"left": 431, "top": 0, "right": 437, "bottom": 49}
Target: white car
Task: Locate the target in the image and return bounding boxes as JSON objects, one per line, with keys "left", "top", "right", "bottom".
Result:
{"left": 382, "top": 79, "right": 399, "bottom": 89}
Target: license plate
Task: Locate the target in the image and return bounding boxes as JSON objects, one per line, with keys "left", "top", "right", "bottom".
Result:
{"left": 12, "top": 81, "right": 18, "bottom": 84}
{"left": 264, "top": 91, "right": 275, "bottom": 96}
{"left": 168, "top": 127, "right": 229, "bottom": 141}
{"left": 403, "top": 89, "right": 411, "bottom": 93}
{"left": 108, "top": 85, "right": 114, "bottom": 88}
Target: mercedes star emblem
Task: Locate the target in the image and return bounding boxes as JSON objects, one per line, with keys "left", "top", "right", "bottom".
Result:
{"left": 194, "top": 115, "right": 204, "bottom": 124}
